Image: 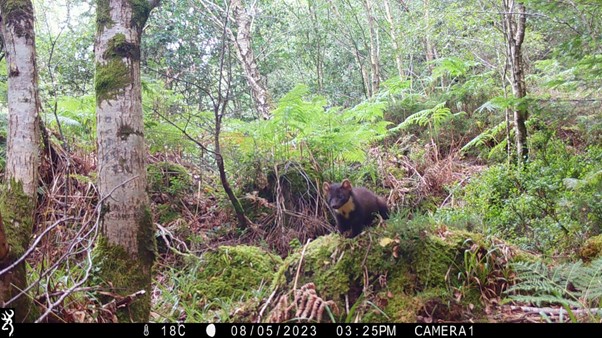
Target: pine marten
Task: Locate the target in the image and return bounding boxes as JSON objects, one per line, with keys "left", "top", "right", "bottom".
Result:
{"left": 323, "top": 179, "right": 389, "bottom": 238}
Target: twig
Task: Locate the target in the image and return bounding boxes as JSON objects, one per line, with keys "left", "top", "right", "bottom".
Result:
{"left": 257, "top": 288, "right": 277, "bottom": 323}
{"left": 155, "top": 223, "right": 195, "bottom": 259}
{"left": 293, "top": 239, "right": 311, "bottom": 291}
{"left": 36, "top": 287, "right": 99, "bottom": 303}
{"left": 35, "top": 229, "right": 97, "bottom": 323}
{"left": 0, "top": 217, "right": 74, "bottom": 277}
{"left": 102, "top": 290, "right": 147, "bottom": 310}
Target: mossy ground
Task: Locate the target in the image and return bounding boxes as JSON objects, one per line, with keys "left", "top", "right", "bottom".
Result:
{"left": 153, "top": 245, "right": 283, "bottom": 322}
{"left": 272, "top": 229, "right": 409, "bottom": 308}
{"left": 152, "top": 217, "right": 534, "bottom": 323}
{"left": 414, "top": 228, "right": 485, "bottom": 289}
{"left": 197, "top": 245, "right": 283, "bottom": 303}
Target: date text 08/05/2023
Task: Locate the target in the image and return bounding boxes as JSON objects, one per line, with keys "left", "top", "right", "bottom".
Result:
{"left": 225, "top": 324, "right": 473, "bottom": 337}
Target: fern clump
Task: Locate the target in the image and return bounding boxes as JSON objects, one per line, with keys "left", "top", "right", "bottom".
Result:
{"left": 506, "top": 258, "right": 602, "bottom": 311}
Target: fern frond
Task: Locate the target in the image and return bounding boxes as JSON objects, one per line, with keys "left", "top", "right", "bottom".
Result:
{"left": 461, "top": 121, "right": 507, "bottom": 153}
{"left": 507, "top": 257, "right": 602, "bottom": 309}
{"left": 390, "top": 102, "right": 452, "bottom": 132}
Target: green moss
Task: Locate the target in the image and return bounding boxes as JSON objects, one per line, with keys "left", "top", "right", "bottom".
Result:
{"left": 415, "top": 288, "right": 465, "bottom": 321}
{"left": 156, "top": 204, "right": 180, "bottom": 224}
{"left": 414, "top": 229, "right": 484, "bottom": 289}
{"left": 0, "top": 180, "right": 37, "bottom": 322}
{"left": 96, "top": 0, "right": 114, "bottom": 33}
{"left": 580, "top": 235, "right": 602, "bottom": 262}
{"left": 147, "top": 161, "right": 192, "bottom": 198}
{"left": 105, "top": 33, "right": 140, "bottom": 61}
{"left": 273, "top": 229, "right": 407, "bottom": 313}
{"left": 197, "top": 245, "right": 282, "bottom": 303}
{"left": 0, "top": 181, "right": 33, "bottom": 258}
{"left": 93, "top": 234, "right": 153, "bottom": 322}
{"left": 95, "top": 59, "right": 130, "bottom": 103}
{"left": 1, "top": 0, "right": 34, "bottom": 40}
{"left": 91, "top": 206, "right": 155, "bottom": 322}
{"left": 362, "top": 267, "right": 419, "bottom": 323}
{"left": 129, "top": 0, "right": 153, "bottom": 30}
{"left": 511, "top": 249, "right": 541, "bottom": 263}
{"left": 136, "top": 206, "right": 156, "bottom": 270}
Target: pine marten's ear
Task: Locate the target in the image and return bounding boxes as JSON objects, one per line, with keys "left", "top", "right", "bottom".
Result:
{"left": 341, "top": 179, "right": 352, "bottom": 190}
{"left": 323, "top": 182, "right": 330, "bottom": 195}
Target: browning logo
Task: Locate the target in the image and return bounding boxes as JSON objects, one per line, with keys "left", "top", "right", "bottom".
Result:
{"left": 0, "top": 309, "right": 14, "bottom": 337}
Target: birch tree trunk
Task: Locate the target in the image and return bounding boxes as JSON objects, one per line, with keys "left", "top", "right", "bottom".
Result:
{"left": 0, "top": 0, "right": 41, "bottom": 322}
{"left": 502, "top": 0, "right": 528, "bottom": 163}
{"left": 423, "top": 0, "right": 438, "bottom": 71}
{"left": 94, "top": 0, "right": 158, "bottom": 322}
{"left": 1, "top": 0, "right": 40, "bottom": 196}
{"left": 363, "top": 0, "right": 380, "bottom": 95}
{"left": 0, "top": 0, "right": 41, "bottom": 321}
{"left": 384, "top": 0, "right": 404, "bottom": 79}
{"left": 231, "top": 0, "right": 271, "bottom": 119}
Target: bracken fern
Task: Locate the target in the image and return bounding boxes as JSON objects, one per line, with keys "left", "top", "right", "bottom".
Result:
{"left": 506, "top": 257, "right": 602, "bottom": 310}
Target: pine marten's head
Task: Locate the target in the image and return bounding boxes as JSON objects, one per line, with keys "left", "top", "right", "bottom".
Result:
{"left": 323, "top": 179, "right": 355, "bottom": 216}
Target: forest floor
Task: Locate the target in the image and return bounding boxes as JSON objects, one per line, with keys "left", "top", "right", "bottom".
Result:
{"left": 25, "top": 142, "right": 602, "bottom": 323}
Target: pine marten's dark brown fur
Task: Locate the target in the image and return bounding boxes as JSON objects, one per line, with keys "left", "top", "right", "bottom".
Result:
{"left": 323, "top": 179, "right": 389, "bottom": 238}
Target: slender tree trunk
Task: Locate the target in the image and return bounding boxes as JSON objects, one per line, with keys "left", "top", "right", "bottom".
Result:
{"left": 502, "top": 0, "right": 528, "bottom": 163}
{"left": 363, "top": 0, "right": 380, "bottom": 95}
{"left": 384, "top": 0, "right": 404, "bottom": 79}
{"left": 0, "top": 0, "right": 40, "bottom": 322}
{"left": 354, "top": 46, "right": 371, "bottom": 98}
{"left": 328, "top": 0, "right": 370, "bottom": 98}
{"left": 215, "top": 112, "right": 249, "bottom": 228}
{"left": 94, "top": 0, "right": 159, "bottom": 322}
{"left": 307, "top": 0, "right": 324, "bottom": 92}
{"left": 424, "top": 0, "right": 432, "bottom": 66}
{"left": 231, "top": 0, "right": 271, "bottom": 119}
{"left": 423, "top": 0, "right": 438, "bottom": 72}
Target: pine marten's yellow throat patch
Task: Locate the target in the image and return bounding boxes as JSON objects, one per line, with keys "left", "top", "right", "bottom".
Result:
{"left": 334, "top": 196, "right": 355, "bottom": 219}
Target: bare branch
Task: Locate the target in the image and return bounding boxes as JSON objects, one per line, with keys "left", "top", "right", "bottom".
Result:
{"left": 153, "top": 108, "right": 216, "bottom": 156}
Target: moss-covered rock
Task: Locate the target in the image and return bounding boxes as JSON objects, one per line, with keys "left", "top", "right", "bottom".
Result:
{"left": 268, "top": 222, "right": 527, "bottom": 322}
{"left": 414, "top": 228, "right": 485, "bottom": 289}
{"left": 580, "top": 235, "right": 602, "bottom": 262}
{"left": 271, "top": 228, "right": 413, "bottom": 321}
{"left": 197, "top": 245, "right": 283, "bottom": 303}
